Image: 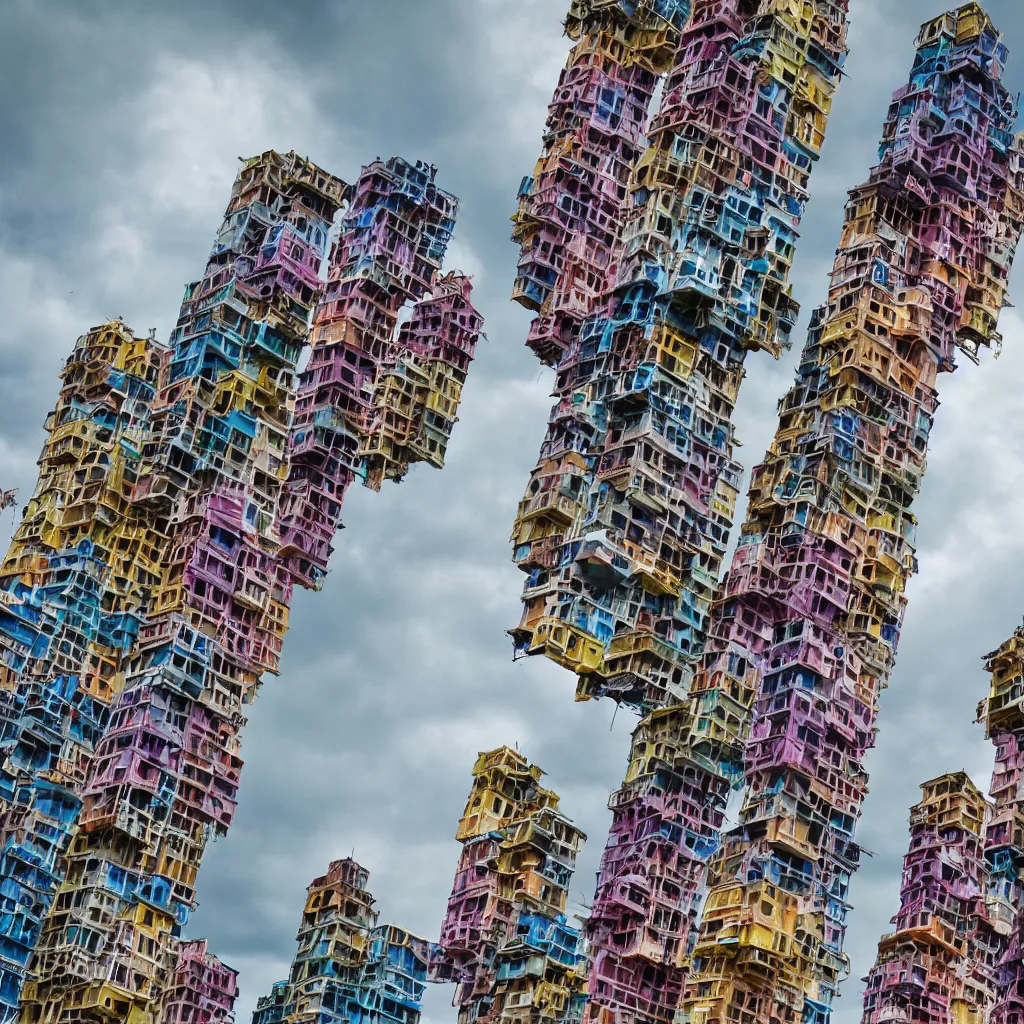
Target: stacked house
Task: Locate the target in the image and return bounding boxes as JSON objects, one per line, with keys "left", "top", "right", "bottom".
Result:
{"left": 511, "top": 2, "right": 851, "bottom": 1021}
{"left": 982, "top": 632, "right": 1024, "bottom": 1024}
{"left": 161, "top": 939, "right": 239, "bottom": 1024}
{"left": 0, "top": 321, "right": 171, "bottom": 1020}
{"left": 864, "top": 627, "right": 1024, "bottom": 1024}
{"left": 252, "top": 860, "right": 433, "bottom": 1024}
{"left": 511, "top": 0, "right": 691, "bottom": 365}
{"left": 511, "top": 0, "right": 850, "bottom": 713}
{"left": 282, "top": 158, "right": 483, "bottom": 589}
{"left": 434, "top": 747, "right": 588, "bottom": 1024}
{"left": 861, "top": 775, "right": 994, "bottom": 1024}
{"left": 682, "top": 7, "right": 1024, "bottom": 1024}
{"left": 0, "top": 150, "right": 482, "bottom": 1022}
{"left": 6, "top": 4, "right": 1024, "bottom": 1024}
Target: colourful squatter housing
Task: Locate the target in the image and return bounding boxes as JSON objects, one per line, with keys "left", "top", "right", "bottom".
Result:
{"left": 511, "top": 0, "right": 851, "bottom": 1021}
{"left": 0, "top": 150, "right": 483, "bottom": 1023}
{"left": 506, "top": 3, "right": 1024, "bottom": 1024}
{"left": 861, "top": 627, "right": 1024, "bottom": 1024}
{"left": 251, "top": 859, "right": 434, "bottom": 1024}
{"left": 3, "top": 5, "right": 1024, "bottom": 1024}
{"left": 511, "top": 0, "right": 850, "bottom": 707}
{"left": 432, "top": 747, "right": 588, "bottom": 1024}
{"left": 682, "top": 9, "right": 1022, "bottom": 1024}
{"left": 253, "top": 746, "right": 589, "bottom": 1024}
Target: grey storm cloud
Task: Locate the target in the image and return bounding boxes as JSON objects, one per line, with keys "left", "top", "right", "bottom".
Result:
{"left": 4, "top": 1, "right": 1024, "bottom": 1021}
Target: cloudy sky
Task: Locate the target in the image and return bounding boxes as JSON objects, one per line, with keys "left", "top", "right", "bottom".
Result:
{"left": 3, "top": 1, "right": 1024, "bottom": 1021}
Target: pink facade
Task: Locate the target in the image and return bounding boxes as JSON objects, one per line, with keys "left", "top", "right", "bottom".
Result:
{"left": 511, "top": 1, "right": 688, "bottom": 364}
{"left": 861, "top": 775, "right": 991, "bottom": 1024}
{"left": 163, "top": 939, "right": 238, "bottom": 1024}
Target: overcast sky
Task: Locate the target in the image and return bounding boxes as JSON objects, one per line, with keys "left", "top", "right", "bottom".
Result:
{"left": 3, "top": 2, "right": 1024, "bottom": 1021}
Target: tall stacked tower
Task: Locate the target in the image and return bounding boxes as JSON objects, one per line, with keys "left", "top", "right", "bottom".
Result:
{"left": 511, "top": 0, "right": 849, "bottom": 711}
{"left": 861, "top": 775, "right": 992, "bottom": 1024}
{"left": 512, "top": 3, "right": 850, "bottom": 1023}
{"left": 683, "top": 7, "right": 1024, "bottom": 1024}
{"left": 252, "top": 859, "right": 434, "bottom": 1024}
{"left": 861, "top": 625, "right": 1024, "bottom": 1024}
{"left": 282, "top": 159, "right": 483, "bottom": 589}
{"left": 512, "top": 0, "right": 691, "bottom": 365}
{"left": 434, "top": 747, "right": 588, "bottom": 1024}
{"left": 0, "top": 320, "right": 173, "bottom": 1020}
{"left": 974, "top": 632, "right": 1024, "bottom": 1024}
{"left": 161, "top": 939, "right": 238, "bottom": 1024}
{"left": 993, "top": 919, "right": 1024, "bottom": 1024}
{"left": 0, "top": 151, "right": 483, "bottom": 1022}
{"left": 18, "top": 155, "right": 346, "bottom": 1024}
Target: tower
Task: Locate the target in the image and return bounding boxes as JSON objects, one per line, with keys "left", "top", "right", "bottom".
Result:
{"left": 434, "top": 747, "right": 588, "bottom": 1024}
{"left": 0, "top": 151, "right": 483, "bottom": 1023}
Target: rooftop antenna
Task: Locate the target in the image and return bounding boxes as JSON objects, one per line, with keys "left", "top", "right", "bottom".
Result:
{"left": 2, "top": 489, "right": 19, "bottom": 540}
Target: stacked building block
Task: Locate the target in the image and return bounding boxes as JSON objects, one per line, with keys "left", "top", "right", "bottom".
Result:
{"left": 864, "top": 627, "right": 1024, "bottom": 1024}
{"left": 0, "top": 320, "right": 180, "bottom": 1022}
{"left": 252, "top": 859, "right": 433, "bottom": 1024}
{"left": 683, "top": 8, "right": 1024, "bottom": 1024}
{"left": 161, "top": 939, "right": 238, "bottom": 1024}
{"left": 0, "top": 150, "right": 482, "bottom": 1023}
{"left": 511, "top": 0, "right": 691, "bottom": 366}
{"left": 511, "top": 4, "right": 1024, "bottom": 1024}
{"left": 251, "top": 982, "right": 289, "bottom": 1024}
{"left": 583, "top": 704, "right": 730, "bottom": 1024}
{"left": 434, "top": 747, "right": 588, "bottom": 1024}
{"left": 992, "top": 914, "right": 1024, "bottom": 1024}
{"left": 512, "top": 3, "right": 851, "bottom": 1023}
{"left": 511, "top": 0, "right": 850, "bottom": 713}
{"left": 282, "top": 158, "right": 483, "bottom": 588}
{"left": 12, "top": 151, "right": 347, "bottom": 1024}
{"left": 861, "top": 775, "right": 991, "bottom": 1024}
{"left": 974, "top": 633, "right": 1024, "bottom": 1024}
